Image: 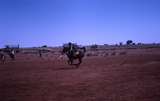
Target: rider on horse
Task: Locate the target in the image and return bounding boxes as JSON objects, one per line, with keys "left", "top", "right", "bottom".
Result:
{"left": 68, "top": 42, "right": 77, "bottom": 57}
{"left": 62, "top": 42, "right": 86, "bottom": 66}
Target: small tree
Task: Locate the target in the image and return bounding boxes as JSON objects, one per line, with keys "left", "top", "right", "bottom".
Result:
{"left": 126, "top": 40, "right": 133, "bottom": 45}
{"left": 42, "top": 45, "right": 47, "bottom": 48}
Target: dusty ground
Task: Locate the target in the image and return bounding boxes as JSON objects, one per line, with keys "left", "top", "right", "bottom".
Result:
{"left": 0, "top": 48, "right": 160, "bottom": 101}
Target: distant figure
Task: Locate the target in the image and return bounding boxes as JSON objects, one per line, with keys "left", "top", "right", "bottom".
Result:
{"left": 38, "top": 49, "right": 42, "bottom": 57}
{"left": 0, "top": 51, "right": 5, "bottom": 64}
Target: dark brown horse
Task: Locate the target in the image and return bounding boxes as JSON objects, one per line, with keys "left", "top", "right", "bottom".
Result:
{"left": 62, "top": 44, "right": 86, "bottom": 66}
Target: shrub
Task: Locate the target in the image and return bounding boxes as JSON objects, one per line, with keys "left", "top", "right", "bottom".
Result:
{"left": 126, "top": 40, "right": 133, "bottom": 45}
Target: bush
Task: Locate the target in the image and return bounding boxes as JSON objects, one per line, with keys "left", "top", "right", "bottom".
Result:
{"left": 42, "top": 45, "right": 47, "bottom": 48}
{"left": 126, "top": 40, "right": 133, "bottom": 45}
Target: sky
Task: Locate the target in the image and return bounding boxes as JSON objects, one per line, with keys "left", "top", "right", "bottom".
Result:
{"left": 0, "top": 0, "right": 160, "bottom": 47}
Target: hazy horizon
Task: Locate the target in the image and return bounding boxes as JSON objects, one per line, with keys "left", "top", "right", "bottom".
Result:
{"left": 0, "top": 0, "right": 160, "bottom": 48}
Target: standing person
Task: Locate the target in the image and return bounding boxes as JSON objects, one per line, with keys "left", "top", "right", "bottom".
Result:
{"left": 0, "top": 51, "right": 5, "bottom": 64}
{"left": 39, "top": 49, "right": 42, "bottom": 57}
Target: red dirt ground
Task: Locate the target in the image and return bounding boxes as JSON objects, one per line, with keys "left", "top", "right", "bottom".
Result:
{"left": 0, "top": 48, "right": 160, "bottom": 101}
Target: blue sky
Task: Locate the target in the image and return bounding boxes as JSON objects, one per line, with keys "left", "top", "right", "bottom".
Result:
{"left": 0, "top": 0, "right": 160, "bottom": 47}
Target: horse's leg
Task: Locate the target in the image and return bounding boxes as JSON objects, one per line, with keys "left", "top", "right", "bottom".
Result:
{"left": 12, "top": 55, "right": 15, "bottom": 60}
{"left": 13, "top": 54, "right": 15, "bottom": 60}
{"left": 78, "top": 57, "right": 82, "bottom": 65}
{"left": 11, "top": 54, "right": 15, "bottom": 60}
{"left": 8, "top": 54, "right": 13, "bottom": 60}
{"left": 68, "top": 58, "right": 73, "bottom": 65}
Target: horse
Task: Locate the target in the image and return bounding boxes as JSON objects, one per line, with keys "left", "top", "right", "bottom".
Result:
{"left": 0, "top": 48, "right": 15, "bottom": 64}
{"left": 62, "top": 45, "right": 86, "bottom": 66}
{"left": 4, "top": 48, "right": 15, "bottom": 60}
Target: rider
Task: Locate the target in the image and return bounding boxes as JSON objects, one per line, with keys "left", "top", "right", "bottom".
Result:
{"left": 68, "top": 42, "right": 77, "bottom": 56}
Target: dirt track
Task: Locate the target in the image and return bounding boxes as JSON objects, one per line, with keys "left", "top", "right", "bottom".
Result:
{"left": 0, "top": 48, "right": 160, "bottom": 101}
